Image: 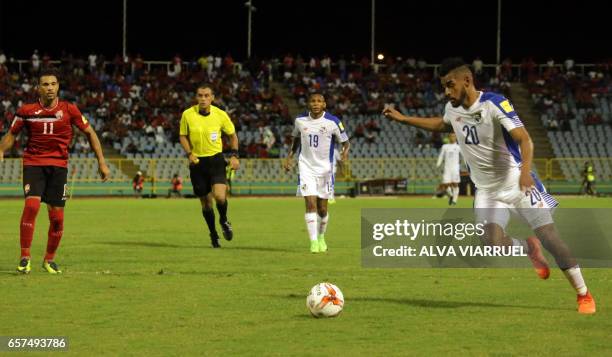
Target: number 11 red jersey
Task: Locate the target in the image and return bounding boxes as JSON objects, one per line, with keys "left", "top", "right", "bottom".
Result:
{"left": 9, "top": 100, "right": 90, "bottom": 167}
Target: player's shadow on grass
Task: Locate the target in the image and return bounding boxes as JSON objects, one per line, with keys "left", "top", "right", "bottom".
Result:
{"left": 281, "top": 294, "right": 565, "bottom": 312}
{"left": 228, "top": 246, "right": 295, "bottom": 253}
{"left": 98, "top": 241, "right": 294, "bottom": 252}
{"left": 98, "top": 241, "right": 202, "bottom": 249}
{"left": 349, "top": 296, "right": 566, "bottom": 311}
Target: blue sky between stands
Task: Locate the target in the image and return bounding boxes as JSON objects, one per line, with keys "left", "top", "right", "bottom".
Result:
{"left": 0, "top": 0, "right": 609, "bottom": 63}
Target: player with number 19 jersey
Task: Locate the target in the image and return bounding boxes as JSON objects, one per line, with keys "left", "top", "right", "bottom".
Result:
{"left": 292, "top": 111, "right": 349, "bottom": 178}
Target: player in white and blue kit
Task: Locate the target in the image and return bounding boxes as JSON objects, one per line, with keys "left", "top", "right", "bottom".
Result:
{"left": 284, "top": 93, "right": 350, "bottom": 253}
{"left": 436, "top": 132, "right": 462, "bottom": 205}
{"left": 383, "top": 58, "right": 595, "bottom": 314}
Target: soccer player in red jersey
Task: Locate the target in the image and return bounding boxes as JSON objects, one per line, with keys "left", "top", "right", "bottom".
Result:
{"left": 0, "top": 68, "right": 110, "bottom": 274}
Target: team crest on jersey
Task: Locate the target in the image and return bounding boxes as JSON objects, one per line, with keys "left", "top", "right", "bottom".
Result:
{"left": 55, "top": 110, "right": 64, "bottom": 119}
{"left": 319, "top": 126, "right": 327, "bottom": 134}
{"left": 500, "top": 100, "right": 514, "bottom": 113}
{"left": 24, "top": 184, "right": 30, "bottom": 194}
{"left": 472, "top": 111, "right": 483, "bottom": 122}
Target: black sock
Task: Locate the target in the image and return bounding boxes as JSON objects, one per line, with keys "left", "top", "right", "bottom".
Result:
{"left": 217, "top": 200, "right": 228, "bottom": 224}
{"left": 202, "top": 208, "right": 218, "bottom": 237}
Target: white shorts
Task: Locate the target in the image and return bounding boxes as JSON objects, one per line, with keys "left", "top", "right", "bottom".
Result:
{"left": 474, "top": 175, "right": 559, "bottom": 230}
{"left": 442, "top": 170, "right": 460, "bottom": 184}
{"left": 297, "top": 173, "right": 334, "bottom": 199}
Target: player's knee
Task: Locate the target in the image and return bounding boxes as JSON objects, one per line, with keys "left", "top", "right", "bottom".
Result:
{"left": 305, "top": 201, "right": 317, "bottom": 212}
{"left": 317, "top": 207, "right": 327, "bottom": 217}
{"left": 23, "top": 198, "right": 41, "bottom": 218}
{"left": 213, "top": 194, "right": 226, "bottom": 205}
{"left": 534, "top": 223, "right": 561, "bottom": 245}
{"left": 199, "top": 196, "right": 213, "bottom": 209}
{"left": 48, "top": 209, "right": 64, "bottom": 232}
{"left": 481, "top": 223, "right": 505, "bottom": 245}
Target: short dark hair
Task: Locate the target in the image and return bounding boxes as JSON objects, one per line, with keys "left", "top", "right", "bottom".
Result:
{"left": 439, "top": 57, "right": 469, "bottom": 77}
{"left": 196, "top": 83, "right": 214, "bottom": 95}
{"left": 38, "top": 68, "right": 60, "bottom": 82}
{"left": 308, "top": 92, "right": 325, "bottom": 100}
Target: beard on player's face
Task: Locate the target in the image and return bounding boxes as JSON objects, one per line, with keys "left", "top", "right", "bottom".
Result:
{"left": 40, "top": 89, "right": 58, "bottom": 103}
{"left": 449, "top": 87, "right": 467, "bottom": 108}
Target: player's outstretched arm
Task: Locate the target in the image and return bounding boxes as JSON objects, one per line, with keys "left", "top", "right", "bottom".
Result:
{"left": 83, "top": 126, "right": 110, "bottom": 181}
{"left": 0, "top": 132, "right": 16, "bottom": 162}
{"left": 283, "top": 137, "right": 300, "bottom": 172}
{"left": 382, "top": 105, "right": 448, "bottom": 132}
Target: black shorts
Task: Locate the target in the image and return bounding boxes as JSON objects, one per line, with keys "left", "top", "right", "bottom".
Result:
{"left": 189, "top": 153, "right": 228, "bottom": 197}
{"left": 23, "top": 165, "right": 68, "bottom": 207}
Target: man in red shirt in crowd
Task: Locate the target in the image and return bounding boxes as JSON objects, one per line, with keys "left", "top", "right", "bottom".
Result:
{"left": 0, "top": 68, "right": 110, "bottom": 274}
{"left": 167, "top": 173, "right": 183, "bottom": 198}
{"left": 133, "top": 171, "right": 145, "bottom": 197}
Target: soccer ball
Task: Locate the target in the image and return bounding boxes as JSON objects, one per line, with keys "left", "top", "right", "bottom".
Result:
{"left": 306, "top": 282, "right": 344, "bottom": 318}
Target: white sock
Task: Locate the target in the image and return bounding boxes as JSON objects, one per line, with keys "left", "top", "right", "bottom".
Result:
{"left": 510, "top": 237, "right": 529, "bottom": 252}
{"left": 452, "top": 186, "right": 459, "bottom": 203}
{"left": 305, "top": 212, "right": 318, "bottom": 242}
{"left": 318, "top": 213, "right": 329, "bottom": 237}
{"left": 563, "top": 265, "right": 588, "bottom": 296}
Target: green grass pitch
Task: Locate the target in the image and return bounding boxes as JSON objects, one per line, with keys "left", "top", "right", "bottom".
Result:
{"left": 1, "top": 196, "right": 611, "bottom": 355}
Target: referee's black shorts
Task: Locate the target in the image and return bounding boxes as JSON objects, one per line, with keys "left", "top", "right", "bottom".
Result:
{"left": 23, "top": 165, "right": 68, "bottom": 207}
{"left": 189, "top": 153, "right": 227, "bottom": 197}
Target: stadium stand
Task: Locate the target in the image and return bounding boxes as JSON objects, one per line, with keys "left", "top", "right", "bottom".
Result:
{"left": 528, "top": 63, "right": 612, "bottom": 181}
{"left": 1, "top": 55, "right": 610, "bottom": 192}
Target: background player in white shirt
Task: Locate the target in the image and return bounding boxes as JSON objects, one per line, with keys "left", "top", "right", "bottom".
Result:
{"left": 436, "top": 132, "right": 462, "bottom": 205}
{"left": 283, "top": 93, "right": 350, "bottom": 253}
{"left": 383, "top": 58, "right": 595, "bottom": 314}
{"left": 328, "top": 140, "right": 342, "bottom": 204}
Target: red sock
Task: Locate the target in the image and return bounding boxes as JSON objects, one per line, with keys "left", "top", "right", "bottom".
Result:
{"left": 45, "top": 209, "right": 64, "bottom": 261}
{"left": 20, "top": 198, "right": 41, "bottom": 258}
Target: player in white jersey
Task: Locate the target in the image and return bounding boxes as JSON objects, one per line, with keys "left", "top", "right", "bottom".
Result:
{"left": 328, "top": 140, "right": 342, "bottom": 204}
{"left": 283, "top": 93, "right": 350, "bottom": 253}
{"left": 436, "top": 132, "right": 462, "bottom": 205}
{"left": 383, "top": 58, "right": 595, "bottom": 314}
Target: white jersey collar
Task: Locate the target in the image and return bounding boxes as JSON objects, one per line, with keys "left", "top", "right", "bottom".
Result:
{"left": 309, "top": 111, "right": 325, "bottom": 120}
{"left": 464, "top": 91, "right": 483, "bottom": 112}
